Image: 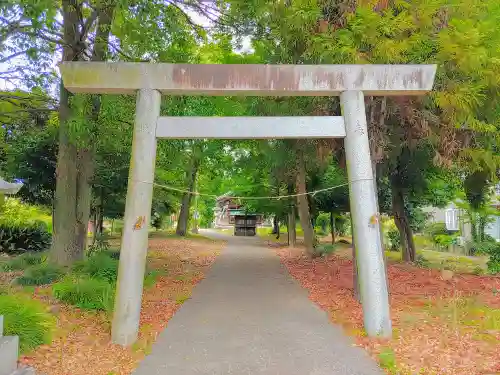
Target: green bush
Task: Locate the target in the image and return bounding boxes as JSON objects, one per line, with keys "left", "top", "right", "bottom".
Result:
{"left": 107, "top": 249, "right": 121, "bottom": 260}
{"left": 0, "top": 252, "right": 46, "bottom": 271}
{"left": 86, "top": 234, "right": 110, "bottom": 257}
{"left": 72, "top": 252, "right": 118, "bottom": 283}
{"left": 315, "top": 243, "right": 337, "bottom": 257}
{"left": 424, "top": 222, "right": 449, "bottom": 238}
{"left": 486, "top": 242, "right": 500, "bottom": 274}
{"left": 414, "top": 255, "right": 430, "bottom": 268}
{"left": 0, "top": 294, "right": 54, "bottom": 353}
{"left": 16, "top": 263, "right": 65, "bottom": 285}
{"left": 434, "top": 233, "right": 459, "bottom": 247}
{"left": 52, "top": 277, "right": 114, "bottom": 311}
{"left": 0, "top": 198, "right": 52, "bottom": 230}
{"left": 387, "top": 229, "right": 401, "bottom": 251}
{"left": 0, "top": 223, "right": 51, "bottom": 254}
{"left": 469, "top": 241, "right": 498, "bottom": 255}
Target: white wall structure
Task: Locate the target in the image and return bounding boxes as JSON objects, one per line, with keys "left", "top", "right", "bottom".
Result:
{"left": 60, "top": 62, "right": 437, "bottom": 346}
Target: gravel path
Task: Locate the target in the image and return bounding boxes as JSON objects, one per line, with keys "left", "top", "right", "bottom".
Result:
{"left": 133, "top": 233, "right": 383, "bottom": 375}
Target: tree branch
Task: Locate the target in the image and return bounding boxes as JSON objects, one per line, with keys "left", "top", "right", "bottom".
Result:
{"left": 0, "top": 49, "right": 31, "bottom": 63}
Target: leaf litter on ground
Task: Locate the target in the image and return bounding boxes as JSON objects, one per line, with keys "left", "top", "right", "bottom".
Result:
{"left": 19, "top": 238, "right": 223, "bottom": 375}
{"left": 275, "top": 246, "right": 500, "bottom": 375}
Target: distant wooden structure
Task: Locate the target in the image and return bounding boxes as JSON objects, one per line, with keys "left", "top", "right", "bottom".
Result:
{"left": 234, "top": 214, "right": 258, "bottom": 237}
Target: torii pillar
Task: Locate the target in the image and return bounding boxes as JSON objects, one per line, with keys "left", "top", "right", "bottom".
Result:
{"left": 60, "top": 62, "right": 437, "bottom": 345}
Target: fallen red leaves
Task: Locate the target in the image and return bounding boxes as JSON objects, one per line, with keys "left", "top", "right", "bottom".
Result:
{"left": 20, "top": 238, "right": 223, "bottom": 375}
{"left": 276, "top": 247, "right": 500, "bottom": 375}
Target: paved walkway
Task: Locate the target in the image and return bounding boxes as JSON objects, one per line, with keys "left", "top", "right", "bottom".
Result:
{"left": 133, "top": 233, "right": 382, "bottom": 375}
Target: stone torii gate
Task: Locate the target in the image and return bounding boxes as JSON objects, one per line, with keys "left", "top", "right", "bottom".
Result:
{"left": 60, "top": 62, "right": 437, "bottom": 346}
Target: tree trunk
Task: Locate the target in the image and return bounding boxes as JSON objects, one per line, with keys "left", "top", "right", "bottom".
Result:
{"left": 288, "top": 184, "right": 297, "bottom": 247}
{"left": 391, "top": 181, "right": 416, "bottom": 262}
{"left": 272, "top": 215, "right": 279, "bottom": 235}
{"left": 75, "top": 150, "right": 93, "bottom": 254}
{"left": 51, "top": 0, "right": 115, "bottom": 266}
{"left": 176, "top": 157, "right": 200, "bottom": 236}
{"left": 288, "top": 211, "right": 296, "bottom": 247}
{"left": 470, "top": 213, "right": 478, "bottom": 242}
{"left": 295, "top": 145, "right": 316, "bottom": 256}
{"left": 478, "top": 215, "right": 486, "bottom": 242}
{"left": 50, "top": 1, "right": 81, "bottom": 266}
{"left": 330, "top": 211, "right": 336, "bottom": 245}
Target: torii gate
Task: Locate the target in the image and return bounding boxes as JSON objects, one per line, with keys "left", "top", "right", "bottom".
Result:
{"left": 60, "top": 62, "right": 437, "bottom": 346}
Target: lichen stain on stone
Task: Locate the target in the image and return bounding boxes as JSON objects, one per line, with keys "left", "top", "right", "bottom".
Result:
{"left": 313, "top": 68, "right": 346, "bottom": 90}
{"left": 402, "top": 69, "right": 424, "bottom": 88}
{"left": 353, "top": 70, "right": 367, "bottom": 88}
{"left": 172, "top": 64, "right": 300, "bottom": 92}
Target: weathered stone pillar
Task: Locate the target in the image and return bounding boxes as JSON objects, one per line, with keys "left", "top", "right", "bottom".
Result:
{"left": 112, "top": 89, "right": 161, "bottom": 345}
{"left": 340, "top": 90, "right": 392, "bottom": 338}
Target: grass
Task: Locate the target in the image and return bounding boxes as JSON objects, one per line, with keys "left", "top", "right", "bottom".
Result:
{"left": 143, "top": 269, "right": 168, "bottom": 288}
{"left": 378, "top": 348, "right": 398, "bottom": 374}
{"left": 384, "top": 249, "right": 487, "bottom": 274}
{"left": 0, "top": 252, "right": 46, "bottom": 271}
{"left": 52, "top": 276, "right": 115, "bottom": 312}
{"left": 72, "top": 252, "right": 118, "bottom": 283}
{"left": 174, "top": 292, "right": 191, "bottom": 304}
{"left": 0, "top": 293, "right": 54, "bottom": 353}
{"left": 429, "top": 296, "right": 500, "bottom": 338}
{"left": 16, "top": 263, "right": 65, "bottom": 286}
{"left": 148, "top": 230, "right": 212, "bottom": 241}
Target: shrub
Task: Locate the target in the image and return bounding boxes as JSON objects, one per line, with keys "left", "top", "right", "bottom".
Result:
{"left": 387, "top": 229, "right": 401, "bottom": 251}
{"left": 486, "top": 242, "right": 500, "bottom": 275}
{"left": 0, "top": 252, "right": 46, "bottom": 271}
{"left": 469, "top": 241, "right": 499, "bottom": 255}
{"left": 72, "top": 252, "right": 118, "bottom": 283}
{"left": 16, "top": 263, "right": 65, "bottom": 286}
{"left": 434, "top": 234, "right": 459, "bottom": 247}
{"left": 86, "top": 234, "right": 110, "bottom": 257}
{"left": 108, "top": 249, "right": 121, "bottom": 260}
{"left": 424, "top": 222, "right": 449, "bottom": 238}
{"left": 53, "top": 277, "right": 114, "bottom": 311}
{"left": 315, "top": 243, "right": 337, "bottom": 257}
{"left": 414, "top": 255, "right": 430, "bottom": 268}
{"left": 0, "top": 294, "right": 54, "bottom": 353}
{"left": 0, "top": 223, "right": 51, "bottom": 254}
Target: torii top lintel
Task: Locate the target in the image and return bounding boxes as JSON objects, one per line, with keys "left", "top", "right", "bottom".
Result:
{"left": 60, "top": 62, "right": 437, "bottom": 96}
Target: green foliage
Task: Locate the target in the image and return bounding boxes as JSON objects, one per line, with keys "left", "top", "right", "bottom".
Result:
{"left": 315, "top": 243, "right": 337, "bottom": 257}
{"left": 144, "top": 270, "right": 167, "bottom": 288}
{"left": 0, "top": 252, "right": 45, "bottom": 271}
{"left": 52, "top": 277, "right": 115, "bottom": 312}
{"left": 151, "top": 212, "right": 165, "bottom": 230}
{"left": 0, "top": 198, "right": 52, "bottom": 229}
{"left": 378, "top": 348, "right": 397, "bottom": 373}
{"left": 0, "top": 223, "right": 51, "bottom": 254}
{"left": 424, "top": 222, "right": 449, "bottom": 239}
{"left": 86, "top": 234, "right": 110, "bottom": 257}
{"left": 387, "top": 229, "right": 401, "bottom": 251}
{"left": 414, "top": 255, "right": 431, "bottom": 268}
{"left": 485, "top": 243, "right": 500, "bottom": 274}
{"left": 468, "top": 241, "right": 498, "bottom": 255}
{"left": 0, "top": 294, "right": 54, "bottom": 353}
{"left": 334, "top": 215, "right": 349, "bottom": 237}
{"left": 433, "top": 234, "right": 459, "bottom": 248}
{"left": 315, "top": 213, "right": 330, "bottom": 235}
{"left": 16, "top": 263, "right": 64, "bottom": 286}
{"left": 72, "top": 253, "right": 118, "bottom": 284}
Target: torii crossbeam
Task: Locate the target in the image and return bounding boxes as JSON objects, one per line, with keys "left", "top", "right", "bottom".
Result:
{"left": 61, "top": 62, "right": 437, "bottom": 346}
